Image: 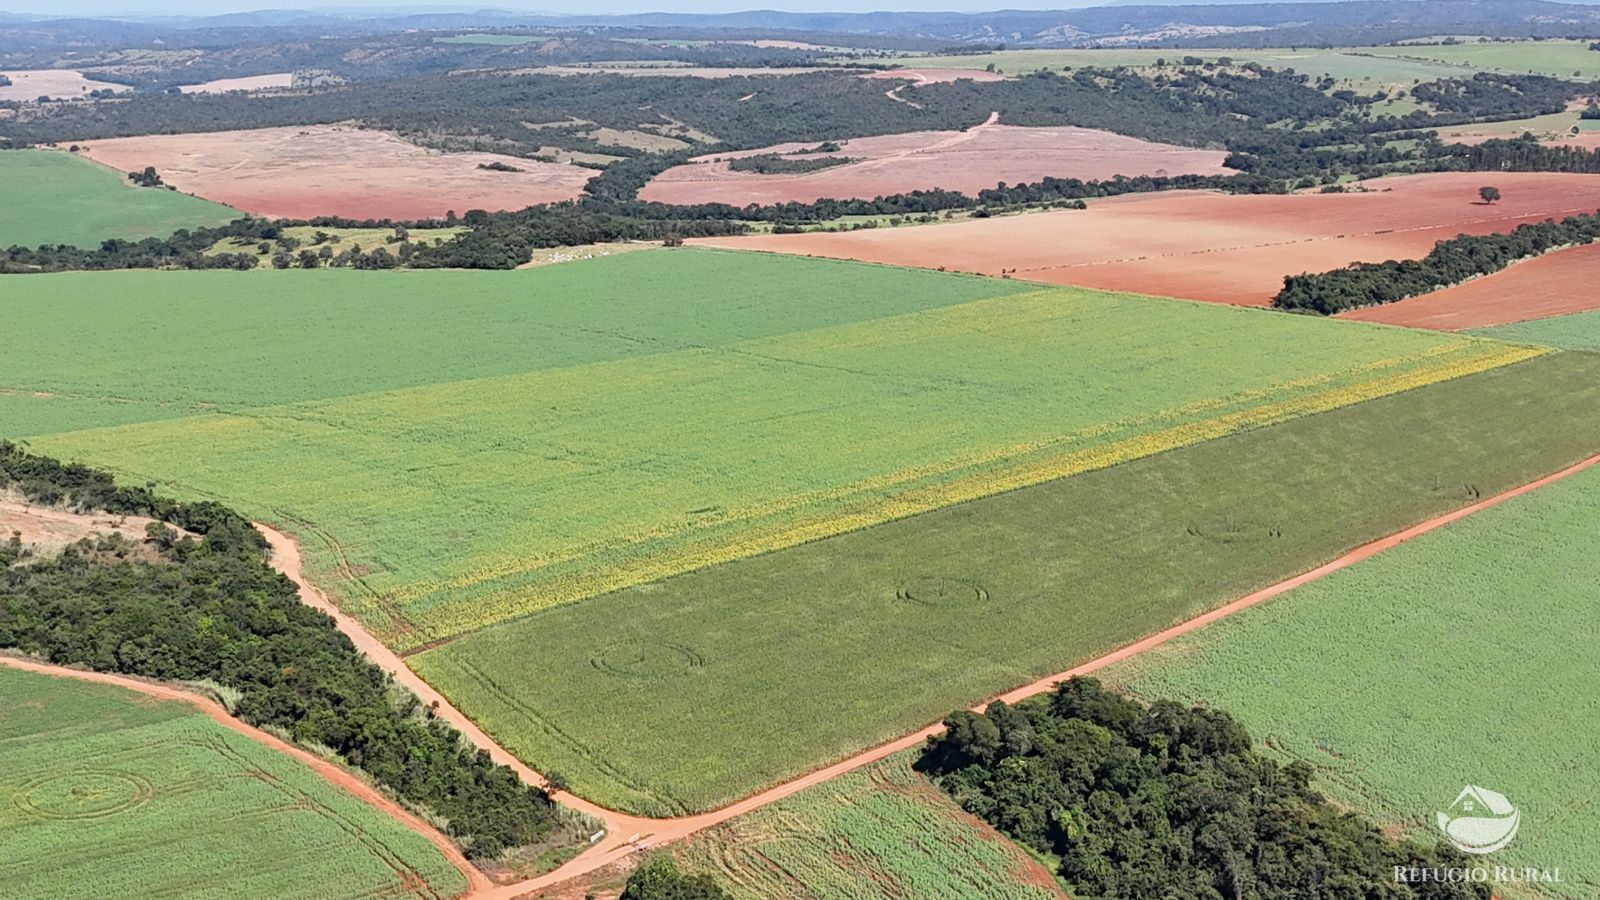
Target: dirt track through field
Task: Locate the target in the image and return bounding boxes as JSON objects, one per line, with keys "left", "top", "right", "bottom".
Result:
{"left": 251, "top": 447, "right": 1600, "bottom": 895}
{"left": 0, "top": 654, "right": 489, "bottom": 898}
{"left": 640, "top": 113, "right": 1229, "bottom": 206}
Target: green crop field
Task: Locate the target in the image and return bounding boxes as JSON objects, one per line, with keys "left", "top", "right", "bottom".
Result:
{"left": 0, "top": 150, "right": 237, "bottom": 248}
{"left": 673, "top": 752, "right": 1064, "bottom": 900}
{"left": 7, "top": 251, "right": 1524, "bottom": 656}
{"left": 885, "top": 48, "right": 1466, "bottom": 87}
{"left": 0, "top": 665, "right": 467, "bottom": 900}
{"left": 1364, "top": 40, "right": 1600, "bottom": 80}
{"left": 1473, "top": 310, "right": 1600, "bottom": 352}
{"left": 410, "top": 351, "right": 1600, "bottom": 815}
{"left": 1103, "top": 460, "right": 1600, "bottom": 899}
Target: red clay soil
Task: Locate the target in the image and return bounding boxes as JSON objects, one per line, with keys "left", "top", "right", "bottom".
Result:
{"left": 0, "top": 654, "right": 489, "bottom": 899}
{"left": 696, "top": 172, "right": 1600, "bottom": 305}
{"left": 639, "top": 114, "right": 1230, "bottom": 206}
{"left": 1340, "top": 241, "right": 1600, "bottom": 330}
{"left": 75, "top": 124, "right": 593, "bottom": 220}
{"left": 253, "top": 448, "right": 1600, "bottom": 896}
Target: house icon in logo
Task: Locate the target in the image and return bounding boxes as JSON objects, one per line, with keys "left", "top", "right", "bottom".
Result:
{"left": 1437, "top": 785, "right": 1520, "bottom": 854}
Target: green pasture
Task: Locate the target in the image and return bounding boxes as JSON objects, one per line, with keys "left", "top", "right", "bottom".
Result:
{"left": 0, "top": 665, "right": 467, "bottom": 900}
{"left": 1106, "top": 458, "right": 1600, "bottom": 899}
{"left": 674, "top": 752, "right": 1062, "bottom": 900}
{"left": 7, "top": 251, "right": 1507, "bottom": 654}
{"left": 1473, "top": 309, "right": 1600, "bottom": 351}
{"left": 885, "top": 48, "right": 1466, "bottom": 88}
{"left": 1363, "top": 40, "right": 1600, "bottom": 80}
{"left": 411, "top": 352, "right": 1600, "bottom": 815}
{"left": 0, "top": 150, "right": 237, "bottom": 249}
{"left": 204, "top": 224, "right": 465, "bottom": 268}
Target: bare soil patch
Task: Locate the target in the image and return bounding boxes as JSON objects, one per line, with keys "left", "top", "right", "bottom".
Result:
{"left": 1340, "top": 241, "right": 1600, "bottom": 330}
{"left": 0, "top": 497, "right": 190, "bottom": 559}
{"left": 696, "top": 172, "right": 1600, "bottom": 305}
{"left": 0, "top": 69, "right": 128, "bottom": 102}
{"left": 177, "top": 73, "right": 294, "bottom": 94}
{"left": 641, "top": 118, "right": 1230, "bottom": 206}
{"left": 75, "top": 124, "right": 593, "bottom": 220}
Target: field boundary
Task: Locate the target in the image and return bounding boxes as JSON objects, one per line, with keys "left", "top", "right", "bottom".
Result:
{"left": 253, "top": 447, "right": 1600, "bottom": 895}
{"left": 0, "top": 653, "right": 489, "bottom": 898}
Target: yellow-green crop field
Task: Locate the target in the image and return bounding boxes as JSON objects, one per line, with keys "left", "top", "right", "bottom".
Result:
{"left": 673, "top": 752, "right": 1065, "bottom": 900}
{"left": 0, "top": 665, "right": 467, "bottom": 900}
{"left": 5, "top": 252, "right": 1533, "bottom": 653}
{"left": 1104, "top": 458, "right": 1600, "bottom": 899}
{"left": 410, "top": 352, "right": 1600, "bottom": 815}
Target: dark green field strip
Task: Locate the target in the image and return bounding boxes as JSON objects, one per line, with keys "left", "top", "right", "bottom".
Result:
{"left": 1, "top": 251, "right": 1029, "bottom": 437}
{"left": 1471, "top": 309, "right": 1600, "bottom": 352}
{"left": 413, "top": 351, "right": 1600, "bottom": 816}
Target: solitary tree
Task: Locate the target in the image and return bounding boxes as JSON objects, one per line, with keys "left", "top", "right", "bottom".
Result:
{"left": 1479, "top": 185, "right": 1502, "bottom": 205}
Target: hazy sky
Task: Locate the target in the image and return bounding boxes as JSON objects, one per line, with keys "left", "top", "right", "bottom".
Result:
{"left": 12, "top": 0, "right": 1113, "bottom": 16}
{"left": 4, "top": 0, "right": 1109, "bottom": 16}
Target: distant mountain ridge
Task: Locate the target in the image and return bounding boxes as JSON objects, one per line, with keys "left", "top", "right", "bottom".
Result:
{"left": 4, "top": 1, "right": 1600, "bottom": 49}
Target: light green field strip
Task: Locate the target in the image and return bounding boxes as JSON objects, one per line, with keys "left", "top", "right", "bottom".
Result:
{"left": 673, "top": 752, "right": 1063, "bottom": 900}
{"left": 1104, "top": 459, "right": 1600, "bottom": 899}
{"left": 1362, "top": 40, "right": 1600, "bottom": 81}
{"left": 24, "top": 278, "right": 1528, "bottom": 648}
{"left": 885, "top": 48, "right": 1469, "bottom": 85}
{"left": 411, "top": 352, "right": 1600, "bottom": 816}
{"left": 0, "top": 150, "right": 237, "bottom": 249}
{"left": 0, "top": 666, "right": 467, "bottom": 900}
{"left": 1471, "top": 309, "right": 1600, "bottom": 352}
{"left": 0, "top": 253, "right": 1030, "bottom": 435}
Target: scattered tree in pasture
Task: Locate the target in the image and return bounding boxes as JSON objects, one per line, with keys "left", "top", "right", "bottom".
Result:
{"left": 1479, "top": 184, "right": 1502, "bottom": 204}
{"left": 126, "top": 165, "right": 164, "bottom": 188}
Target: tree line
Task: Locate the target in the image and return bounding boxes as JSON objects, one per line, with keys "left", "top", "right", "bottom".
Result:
{"left": 918, "top": 678, "right": 1488, "bottom": 899}
{"left": 1274, "top": 208, "right": 1600, "bottom": 314}
{"left": 0, "top": 440, "right": 577, "bottom": 860}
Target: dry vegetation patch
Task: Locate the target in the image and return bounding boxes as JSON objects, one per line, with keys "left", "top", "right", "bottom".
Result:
{"left": 75, "top": 124, "right": 593, "bottom": 220}
{"left": 0, "top": 69, "right": 128, "bottom": 102}
{"left": 641, "top": 121, "right": 1230, "bottom": 206}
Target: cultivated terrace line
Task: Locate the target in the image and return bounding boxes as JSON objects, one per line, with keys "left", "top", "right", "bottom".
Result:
{"left": 253, "top": 448, "right": 1600, "bottom": 896}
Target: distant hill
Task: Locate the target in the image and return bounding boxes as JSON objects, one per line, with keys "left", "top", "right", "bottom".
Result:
{"left": 4, "top": 1, "right": 1600, "bottom": 50}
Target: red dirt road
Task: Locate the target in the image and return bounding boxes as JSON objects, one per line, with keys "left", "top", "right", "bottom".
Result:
{"left": 696, "top": 172, "right": 1600, "bottom": 305}
{"left": 1339, "top": 242, "right": 1600, "bottom": 330}
{"left": 253, "top": 447, "right": 1600, "bottom": 896}
{"left": 0, "top": 654, "right": 489, "bottom": 899}
{"left": 76, "top": 124, "right": 592, "bottom": 221}
{"left": 640, "top": 117, "right": 1229, "bottom": 206}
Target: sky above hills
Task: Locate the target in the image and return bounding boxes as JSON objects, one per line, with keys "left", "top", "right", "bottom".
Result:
{"left": 7, "top": 0, "right": 1111, "bottom": 17}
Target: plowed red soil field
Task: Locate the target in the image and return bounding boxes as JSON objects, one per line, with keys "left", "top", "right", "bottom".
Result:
{"left": 640, "top": 118, "right": 1229, "bottom": 206}
{"left": 77, "top": 124, "right": 593, "bottom": 220}
{"left": 1339, "top": 241, "right": 1600, "bottom": 330}
{"left": 696, "top": 172, "right": 1600, "bottom": 305}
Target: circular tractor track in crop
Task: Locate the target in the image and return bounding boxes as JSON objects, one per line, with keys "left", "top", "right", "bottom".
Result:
{"left": 591, "top": 639, "right": 706, "bottom": 680}
{"left": 1185, "top": 517, "right": 1282, "bottom": 544}
{"left": 13, "top": 769, "right": 154, "bottom": 822}
{"left": 895, "top": 576, "right": 989, "bottom": 608}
